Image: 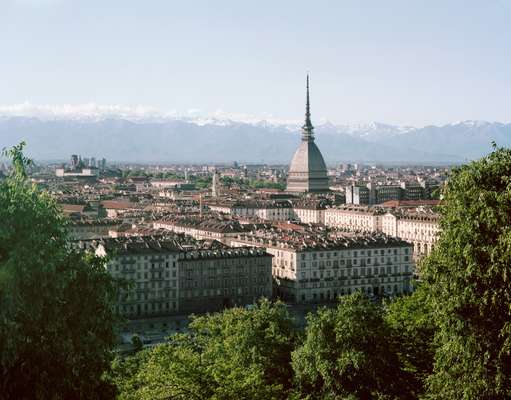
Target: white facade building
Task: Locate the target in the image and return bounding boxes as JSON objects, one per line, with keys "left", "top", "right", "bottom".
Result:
{"left": 324, "top": 206, "right": 383, "bottom": 233}
{"left": 231, "top": 233, "right": 414, "bottom": 303}
{"left": 381, "top": 211, "right": 440, "bottom": 261}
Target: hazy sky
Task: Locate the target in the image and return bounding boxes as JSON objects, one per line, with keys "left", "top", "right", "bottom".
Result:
{"left": 1, "top": 0, "right": 510, "bottom": 126}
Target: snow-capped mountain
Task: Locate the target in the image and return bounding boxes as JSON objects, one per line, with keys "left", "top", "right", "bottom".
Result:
{"left": 0, "top": 114, "right": 509, "bottom": 163}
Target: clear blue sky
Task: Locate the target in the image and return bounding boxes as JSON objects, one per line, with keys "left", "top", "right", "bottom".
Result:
{"left": 1, "top": 0, "right": 510, "bottom": 126}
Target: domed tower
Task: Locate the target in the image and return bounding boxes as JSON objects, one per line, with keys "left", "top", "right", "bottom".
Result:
{"left": 287, "top": 75, "right": 329, "bottom": 193}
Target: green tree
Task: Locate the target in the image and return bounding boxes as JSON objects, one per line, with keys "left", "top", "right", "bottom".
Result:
{"left": 112, "top": 300, "right": 297, "bottom": 399}
{"left": 131, "top": 334, "right": 144, "bottom": 353}
{"left": 292, "top": 292, "right": 413, "bottom": 400}
{"left": 0, "top": 143, "right": 120, "bottom": 399}
{"left": 420, "top": 145, "right": 511, "bottom": 399}
{"left": 385, "top": 285, "right": 437, "bottom": 398}
{"left": 108, "top": 350, "right": 152, "bottom": 400}
{"left": 248, "top": 179, "right": 285, "bottom": 190}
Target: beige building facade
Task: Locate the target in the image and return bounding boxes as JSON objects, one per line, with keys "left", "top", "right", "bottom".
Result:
{"left": 381, "top": 211, "right": 440, "bottom": 260}
{"left": 231, "top": 233, "right": 414, "bottom": 303}
{"left": 324, "top": 206, "right": 383, "bottom": 233}
{"left": 94, "top": 235, "right": 273, "bottom": 318}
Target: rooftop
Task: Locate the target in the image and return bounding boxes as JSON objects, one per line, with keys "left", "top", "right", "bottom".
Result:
{"left": 234, "top": 228, "right": 411, "bottom": 252}
{"left": 93, "top": 233, "right": 225, "bottom": 254}
{"left": 93, "top": 234, "right": 269, "bottom": 259}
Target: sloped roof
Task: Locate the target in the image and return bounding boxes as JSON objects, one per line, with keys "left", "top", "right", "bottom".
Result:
{"left": 288, "top": 141, "right": 328, "bottom": 173}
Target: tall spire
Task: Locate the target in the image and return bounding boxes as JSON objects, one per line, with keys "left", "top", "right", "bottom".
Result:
{"left": 302, "top": 74, "right": 314, "bottom": 141}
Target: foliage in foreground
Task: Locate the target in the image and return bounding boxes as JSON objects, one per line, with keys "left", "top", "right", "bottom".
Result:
{"left": 384, "top": 284, "right": 436, "bottom": 398}
{"left": 292, "top": 292, "right": 414, "bottom": 400}
{"left": 0, "top": 143, "right": 121, "bottom": 399}
{"left": 110, "top": 300, "right": 297, "bottom": 400}
{"left": 420, "top": 144, "right": 511, "bottom": 399}
{"left": 112, "top": 292, "right": 432, "bottom": 400}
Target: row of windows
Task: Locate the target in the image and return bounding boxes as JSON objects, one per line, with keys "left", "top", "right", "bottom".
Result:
{"left": 298, "top": 257, "right": 410, "bottom": 270}
{"left": 111, "top": 261, "right": 176, "bottom": 272}
{"left": 132, "top": 280, "right": 177, "bottom": 289}
{"left": 183, "top": 259, "right": 266, "bottom": 268}
{"left": 299, "top": 284, "right": 405, "bottom": 301}
{"left": 119, "top": 301, "right": 177, "bottom": 315}
{"left": 181, "top": 286, "right": 268, "bottom": 298}
{"left": 299, "top": 248, "right": 409, "bottom": 260}
{"left": 299, "top": 265, "right": 411, "bottom": 279}
{"left": 183, "top": 262, "right": 267, "bottom": 272}
{"left": 183, "top": 268, "right": 267, "bottom": 278}
{"left": 119, "top": 254, "right": 177, "bottom": 262}
{"left": 182, "top": 276, "right": 270, "bottom": 288}
{"left": 121, "top": 289, "right": 178, "bottom": 301}
{"left": 299, "top": 275, "right": 408, "bottom": 289}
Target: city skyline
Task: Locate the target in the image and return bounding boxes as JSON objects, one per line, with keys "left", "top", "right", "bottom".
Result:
{"left": 2, "top": 2, "right": 510, "bottom": 399}
{"left": 2, "top": 0, "right": 511, "bottom": 126}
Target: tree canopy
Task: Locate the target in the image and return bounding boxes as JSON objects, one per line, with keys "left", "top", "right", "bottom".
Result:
{"left": 420, "top": 145, "right": 511, "bottom": 399}
{"left": 292, "top": 292, "right": 413, "bottom": 400}
{"left": 384, "top": 284, "right": 436, "bottom": 398}
{"left": 110, "top": 300, "right": 297, "bottom": 400}
{"left": 0, "top": 143, "right": 121, "bottom": 399}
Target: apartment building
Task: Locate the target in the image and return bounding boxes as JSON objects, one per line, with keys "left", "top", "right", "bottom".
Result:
{"left": 381, "top": 210, "right": 440, "bottom": 260}
{"left": 345, "top": 185, "right": 370, "bottom": 205}
{"left": 153, "top": 217, "right": 267, "bottom": 244}
{"left": 324, "top": 205, "right": 384, "bottom": 233}
{"left": 207, "top": 200, "right": 293, "bottom": 221}
{"left": 291, "top": 199, "right": 328, "bottom": 224}
{"left": 69, "top": 218, "right": 121, "bottom": 240}
{"left": 231, "top": 230, "right": 414, "bottom": 303}
{"left": 178, "top": 247, "right": 273, "bottom": 314}
{"left": 93, "top": 234, "right": 272, "bottom": 318}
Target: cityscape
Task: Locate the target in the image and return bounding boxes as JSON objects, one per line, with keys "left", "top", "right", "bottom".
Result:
{"left": 1, "top": 1, "right": 510, "bottom": 400}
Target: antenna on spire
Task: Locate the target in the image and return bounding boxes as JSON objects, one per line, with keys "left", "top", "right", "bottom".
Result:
{"left": 306, "top": 74, "right": 311, "bottom": 122}
{"left": 302, "top": 73, "right": 314, "bottom": 141}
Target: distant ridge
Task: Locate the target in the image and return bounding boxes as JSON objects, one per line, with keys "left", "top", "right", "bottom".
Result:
{"left": 1, "top": 116, "right": 509, "bottom": 163}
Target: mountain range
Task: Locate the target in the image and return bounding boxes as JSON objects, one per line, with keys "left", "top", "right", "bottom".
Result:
{"left": 0, "top": 116, "right": 509, "bottom": 164}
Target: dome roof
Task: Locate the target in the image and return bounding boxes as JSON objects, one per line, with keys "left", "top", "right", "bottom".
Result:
{"left": 289, "top": 141, "right": 328, "bottom": 173}
{"left": 286, "top": 75, "right": 329, "bottom": 192}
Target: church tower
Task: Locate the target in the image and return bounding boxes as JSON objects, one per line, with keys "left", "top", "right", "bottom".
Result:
{"left": 286, "top": 76, "right": 329, "bottom": 193}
